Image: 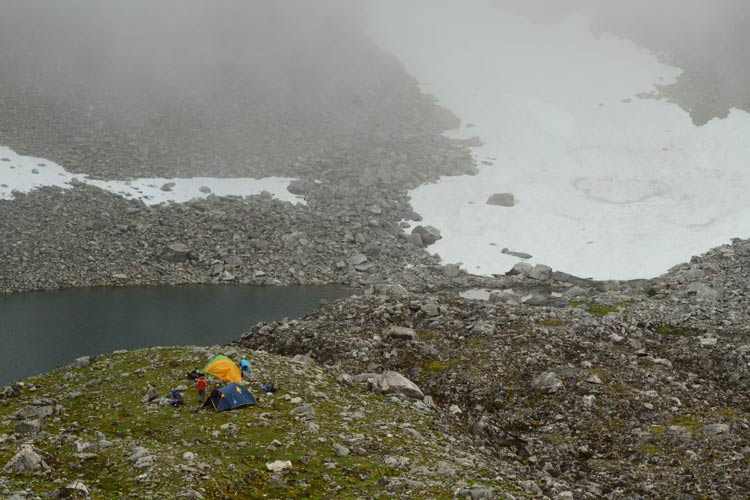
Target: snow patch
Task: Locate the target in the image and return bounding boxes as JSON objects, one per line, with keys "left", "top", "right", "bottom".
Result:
{"left": 0, "top": 145, "right": 304, "bottom": 205}
{"left": 369, "top": 0, "right": 750, "bottom": 280}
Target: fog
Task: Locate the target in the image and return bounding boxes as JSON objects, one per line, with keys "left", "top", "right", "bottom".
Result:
{"left": 492, "top": 0, "right": 750, "bottom": 122}
{"left": 0, "top": 1, "right": 364, "bottom": 118}
{"left": 0, "top": 1, "right": 399, "bottom": 178}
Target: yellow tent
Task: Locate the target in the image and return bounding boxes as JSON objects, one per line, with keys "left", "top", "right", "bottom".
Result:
{"left": 203, "top": 355, "right": 242, "bottom": 383}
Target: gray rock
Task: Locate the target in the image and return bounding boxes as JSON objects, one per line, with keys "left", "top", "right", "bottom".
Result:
{"left": 411, "top": 225, "right": 442, "bottom": 246}
{"left": 0, "top": 385, "right": 21, "bottom": 399}
{"left": 371, "top": 371, "right": 424, "bottom": 400}
{"left": 486, "top": 192, "right": 515, "bottom": 207}
{"left": 372, "top": 283, "right": 409, "bottom": 298}
{"left": 435, "top": 461, "right": 457, "bottom": 477}
{"left": 333, "top": 443, "right": 350, "bottom": 457}
{"left": 160, "top": 182, "right": 176, "bottom": 192}
{"left": 472, "top": 320, "right": 495, "bottom": 335}
{"left": 3, "top": 445, "right": 49, "bottom": 474}
{"left": 443, "top": 263, "right": 461, "bottom": 278}
{"left": 383, "top": 455, "right": 410, "bottom": 468}
{"left": 704, "top": 423, "right": 730, "bottom": 435}
{"left": 287, "top": 179, "right": 312, "bottom": 195}
{"left": 348, "top": 253, "right": 368, "bottom": 266}
{"left": 501, "top": 248, "right": 532, "bottom": 259}
{"left": 686, "top": 282, "right": 719, "bottom": 301}
{"left": 532, "top": 371, "right": 563, "bottom": 393}
{"left": 15, "top": 419, "right": 42, "bottom": 437}
{"left": 386, "top": 326, "right": 417, "bottom": 341}
{"left": 162, "top": 242, "right": 192, "bottom": 263}
{"left": 528, "top": 264, "right": 553, "bottom": 281}
{"left": 291, "top": 404, "right": 316, "bottom": 420}
{"left": 56, "top": 480, "right": 90, "bottom": 498}
{"left": 198, "top": 186, "right": 212, "bottom": 194}
{"left": 421, "top": 302, "right": 440, "bottom": 317}
{"left": 16, "top": 404, "right": 55, "bottom": 420}
{"left": 73, "top": 356, "right": 91, "bottom": 368}
{"left": 508, "top": 262, "right": 534, "bottom": 276}
{"left": 408, "top": 232, "right": 424, "bottom": 247}
{"left": 456, "top": 486, "right": 495, "bottom": 499}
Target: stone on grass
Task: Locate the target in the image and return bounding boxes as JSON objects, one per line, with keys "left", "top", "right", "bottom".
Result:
{"left": 532, "top": 371, "right": 563, "bottom": 393}
{"left": 371, "top": 371, "right": 424, "bottom": 400}
{"left": 266, "top": 460, "right": 292, "bottom": 473}
{"left": 386, "top": 326, "right": 417, "bottom": 341}
{"left": 3, "top": 445, "right": 49, "bottom": 474}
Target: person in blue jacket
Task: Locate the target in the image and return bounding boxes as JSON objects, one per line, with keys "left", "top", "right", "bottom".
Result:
{"left": 240, "top": 357, "right": 252, "bottom": 380}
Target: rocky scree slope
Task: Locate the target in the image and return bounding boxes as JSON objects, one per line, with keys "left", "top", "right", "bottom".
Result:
{"left": 242, "top": 238, "right": 750, "bottom": 498}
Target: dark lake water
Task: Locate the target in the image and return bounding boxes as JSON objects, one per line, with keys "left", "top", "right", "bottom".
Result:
{"left": 0, "top": 285, "right": 352, "bottom": 384}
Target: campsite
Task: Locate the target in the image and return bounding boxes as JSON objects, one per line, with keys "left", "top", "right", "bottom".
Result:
{"left": 0, "top": 347, "right": 505, "bottom": 498}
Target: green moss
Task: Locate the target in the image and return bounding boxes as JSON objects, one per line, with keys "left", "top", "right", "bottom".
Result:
{"left": 0, "top": 347, "right": 518, "bottom": 499}
{"left": 649, "top": 425, "right": 666, "bottom": 435}
{"left": 640, "top": 444, "right": 661, "bottom": 456}
{"left": 569, "top": 300, "right": 622, "bottom": 317}
{"left": 539, "top": 318, "right": 565, "bottom": 327}
{"left": 416, "top": 330, "right": 441, "bottom": 341}
{"left": 670, "top": 415, "right": 703, "bottom": 434}
{"left": 654, "top": 324, "right": 699, "bottom": 336}
{"left": 586, "top": 303, "right": 619, "bottom": 317}
{"left": 422, "top": 359, "right": 453, "bottom": 374}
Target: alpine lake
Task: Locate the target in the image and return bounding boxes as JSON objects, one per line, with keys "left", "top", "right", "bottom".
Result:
{"left": 0, "top": 285, "right": 352, "bottom": 384}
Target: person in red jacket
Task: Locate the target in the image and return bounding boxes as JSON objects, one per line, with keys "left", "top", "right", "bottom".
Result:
{"left": 195, "top": 376, "right": 208, "bottom": 403}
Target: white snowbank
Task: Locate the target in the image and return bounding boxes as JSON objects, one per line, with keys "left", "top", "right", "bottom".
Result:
{"left": 0, "top": 145, "right": 304, "bottom": 205}
{"left": 369, "top": 0, "right": 750, "bottom": 279}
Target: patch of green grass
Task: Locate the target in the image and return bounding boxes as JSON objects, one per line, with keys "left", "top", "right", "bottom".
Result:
{"left": 654, "top": 324, "right": 699, "bottom": 336}
{"left": 422, "top": 359, "right": 453, "bottom": 374}
{"left": 670, "top": 414, "right": 703, "bottom": 434}
{"left": 569, "top": 300, "right": 622, "bottom": 317}
{"left": 586, "top": 303, "right": 619, "bottom": 317}
{"left": 416, "top": 330, "right": 441, "bottom": 341}
{"left": 640, "top": 444, "right": 661, "bottom": 456}
{"left": 0, "top": 347, "right": 519, "bottom": 499}
{"left": 539, "top": 318, "right": 565, "bottom": 327}
{"left": 649, "top": 425, "right": 666, "bottom": 435}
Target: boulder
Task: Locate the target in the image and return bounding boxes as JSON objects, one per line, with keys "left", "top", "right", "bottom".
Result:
{"left": 162, "top": 242, "right": 192, "bottom": 263}
{"left": 372, "top": 371, "right": 424, "bottom": 400}
{"left": 508, "top": 262, "right": 533, "bottom": 276}
{"left": 486, "top": 193, "right": 515, "bottom": 207}
{"left": 528, "top": 264, "right": 553, "bottom": 281}
{"left": 371, "top": 283, "right": 409, "bottom": 298}
{"left": 266, "top": 460, "right": 293, "bottom": 473}
{"left": 532, "top": 371, "right": 563, "bottom": 393}
{"left": 348, "top": 253, "right": 368, "bottom": 266}
{"left": 287, "top": 179, "right": 312, "bottom": 195}
{"left": 15, "top": 419, "right": 42, "bottom": 437}
{"left": 3, "top": 445, "right": 49, "bottom": 474}
{"left": 386, "top": 326, "right": 417, "bottom": 341}
{"left": 55, "top": 480, "right": 90, "bottom": 499}
{"left": 443, "top": 263, "right": 461, "bottom": 278}
{"left": 501, "top": 248, "right": 532, "bottom": 259}
{"left": 411, "top": 226, "right": 442, "bottom": 246}
{"left": 73, "top": 356, "right": 91, "bottom": 369}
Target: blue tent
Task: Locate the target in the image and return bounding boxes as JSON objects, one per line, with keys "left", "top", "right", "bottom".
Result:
{"left": 204, "top": 384, "right": 256, "bottom": 412}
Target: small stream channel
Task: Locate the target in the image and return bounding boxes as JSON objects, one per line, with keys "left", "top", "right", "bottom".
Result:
{"left": 0, "top": 285, "right": 352, "bottom": 384}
